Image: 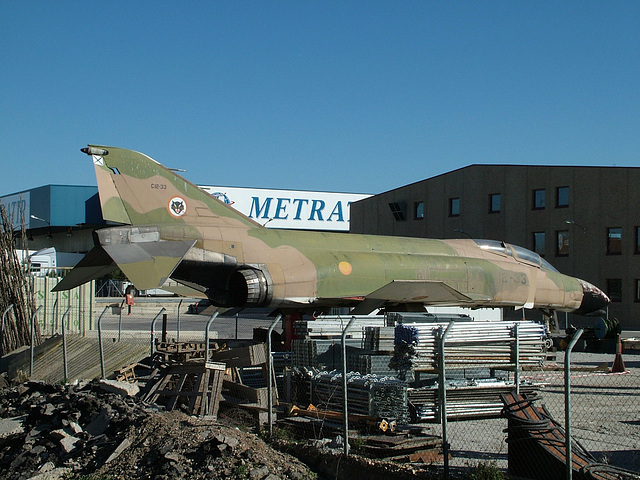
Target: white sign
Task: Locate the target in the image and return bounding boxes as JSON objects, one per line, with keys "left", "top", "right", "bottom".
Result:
{"left": 0, "top": 192, "right": 31, "bottom": 231}
{"left": 199, "top": 185, "right": 370, "bottom": 231}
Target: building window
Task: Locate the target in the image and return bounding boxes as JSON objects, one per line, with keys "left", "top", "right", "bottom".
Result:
{"left": 607, "top": 227, "right": 622, "bottom": 255}
{"left": 388, "top": 202, "right": 405, "bottom": 221}
{"left": 449, "top": 197, "right": 460, "bottom": 217}
{"left": 533, "top": 189, "right": 546, "bottom": 210}
{"left": 414, "top": 201, "right": 424, "bottom": 220}
{"left": 533, "top": 232, "right": 545, "bottom": 256}
{"left": 556, "top": 186, "right": 569, "bottom": 208}
{"left": 489, "top": 194, "right": 501, "bottom": 213}
{"left": 635, "top": 279, "right": 640, "bottom": 302}
{"left": 556, "top": 230, "right": 569, "bottom": 256}
{"left": 636, "top": 226, "right": 640, "bottom": 254}
{"left": 607, "top": 278, "right": 622, "bottom": 303}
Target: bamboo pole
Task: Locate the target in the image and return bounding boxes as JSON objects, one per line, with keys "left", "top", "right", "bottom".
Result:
{"left": 0, "top": 203, "right": 41, "bottom": 353}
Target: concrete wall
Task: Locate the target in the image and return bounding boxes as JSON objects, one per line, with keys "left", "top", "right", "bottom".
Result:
{"left": 32, "top": 276, "right": 95, "bottom": 335}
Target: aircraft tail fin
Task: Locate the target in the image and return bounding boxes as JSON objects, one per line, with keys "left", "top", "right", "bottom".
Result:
{"left": 83, "top": 145, "right": 261, "bottom": 228}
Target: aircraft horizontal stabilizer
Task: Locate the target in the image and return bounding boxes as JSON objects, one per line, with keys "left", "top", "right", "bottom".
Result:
{"left": 350, "top": 280, "right": 482, "bottom": 315}
{"left": 53, "top": 240, "right": 196, "bottom": 292}
{"left": 52, "top": 247, "right": 118, "bottom": 292}
{"left": 103, "top": 240, "right": 196, "bottom": 291}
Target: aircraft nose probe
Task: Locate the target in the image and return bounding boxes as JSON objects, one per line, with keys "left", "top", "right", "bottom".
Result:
{"left": 574, "top": 279, "right": 610, "bottom": 315}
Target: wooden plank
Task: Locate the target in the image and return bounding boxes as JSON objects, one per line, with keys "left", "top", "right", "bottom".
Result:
{"left": 166, "top": 373, "right": 188, "bottom": 411}
{"left": 190, "top": 372, "right": 205, "bottom": 415}
{"left": 213, "top": 344, "right": 267, "bottom": 368}
{"left": 501, "top": 392, "right": 608, "bottom": 480}
{"left": 142, "top": 361, "right": 226, "bottom": 418}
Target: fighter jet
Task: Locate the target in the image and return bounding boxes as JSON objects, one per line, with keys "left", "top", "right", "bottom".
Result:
{"left": 54, "top": 145, "right": 609, "bottom": 317}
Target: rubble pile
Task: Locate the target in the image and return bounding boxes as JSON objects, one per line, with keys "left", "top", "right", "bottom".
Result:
{"left": 0, "top": 380, "right": 314, "bottom": 480}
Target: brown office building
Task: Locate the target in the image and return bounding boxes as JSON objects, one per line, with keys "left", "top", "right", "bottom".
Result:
{"left": 350, "top": 165, "right": 640, "bottom": 330}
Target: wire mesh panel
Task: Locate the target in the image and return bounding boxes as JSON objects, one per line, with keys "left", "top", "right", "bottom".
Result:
{"left": 14, "top": 303, "right": 640, "bottom": 478}
{"left": 443, "top": 350, "right": 640, "bottom": 478}
{"left": 521, "top": 352, "right": 640, "bottom": 474}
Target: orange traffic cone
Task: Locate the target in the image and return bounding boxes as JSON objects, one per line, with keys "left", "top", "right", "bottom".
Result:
{"left": 610, "top": 334, "right": 626, "bottom": 373}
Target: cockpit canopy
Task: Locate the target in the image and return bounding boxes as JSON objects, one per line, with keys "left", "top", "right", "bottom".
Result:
{"left": 474, "top": 239, "right": 558, "bottom": 273}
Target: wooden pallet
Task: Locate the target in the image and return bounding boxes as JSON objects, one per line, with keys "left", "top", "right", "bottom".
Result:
{"left": 154, "top": 341, "right": 208, "bottom": 362}
{"left": 212, "top": 343, "right": 267, "bottom": 368}
{"left": 143, "top": 361, "right": 225, "bottom": 417}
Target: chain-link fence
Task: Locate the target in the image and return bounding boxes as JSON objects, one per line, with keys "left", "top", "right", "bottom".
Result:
{"left": 8, "top": 302, "right": 640, "bottom": 479}
{"left": 6, "top": 296, "right": 284, "bottom": 383}
{"left": 281, "top": 314, "right": 640, "bottom": 479}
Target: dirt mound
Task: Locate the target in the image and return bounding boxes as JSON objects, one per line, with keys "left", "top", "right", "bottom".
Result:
{"left": 0, "top": 380, "right": 313, "bottom": 480}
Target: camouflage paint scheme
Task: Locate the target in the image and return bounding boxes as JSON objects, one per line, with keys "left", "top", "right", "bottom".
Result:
{"left": 54, "top": 146, "right": 609, "bottom": 316}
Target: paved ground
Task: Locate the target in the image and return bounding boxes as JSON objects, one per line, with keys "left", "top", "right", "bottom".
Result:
{"left": 440, "top": 350, "right": 640, "bottom": 473}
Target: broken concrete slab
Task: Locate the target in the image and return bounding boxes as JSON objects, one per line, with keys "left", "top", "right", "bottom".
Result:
{"left": 25, "top": 466, "right": 72, "bottom": 480}
{"left": 0, "top": 415, "right": 25, "bottom": 438}
{"left": 98, "top": 378, "right": 140, "bottom": 397}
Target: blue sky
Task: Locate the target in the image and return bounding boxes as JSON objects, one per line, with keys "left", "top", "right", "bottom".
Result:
{"left": 1, "top": 2, "right": 638, "bottom": 196}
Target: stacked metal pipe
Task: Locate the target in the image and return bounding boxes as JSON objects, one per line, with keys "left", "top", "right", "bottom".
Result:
{"left": 293, "top": 316, "right": 386, "bottom": 340}
{"left": 310, "top": 371, "right": 409, "bottom": 422}
{"left": 393, "top": 320, "right": 547, "bottom": 371}
{"left": 292, "top": 338, "right": 362, "bottom": 369}
{"left": 408, "top": 379, "right": 539, "bottom": 422}
{"left": 350, "top": 353, "right": 396, "bottom": 376}
{"left": 362, "top": 326, "right": 396, "bottom": 351}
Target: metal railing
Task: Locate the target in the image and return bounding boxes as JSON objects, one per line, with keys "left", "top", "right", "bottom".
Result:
{"left": 15, "top": 307, "right": 640, "bottom": 479}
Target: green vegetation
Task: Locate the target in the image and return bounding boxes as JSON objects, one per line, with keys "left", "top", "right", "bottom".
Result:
{"left": 466, "top": 460, "right": 504, "bottom": 480}
{"left": 63, "top": 474, "right": 113, "bottom": 480}
{"left": 234, "top": 463, "right": 249, "bottom": 479}
{"left": 349, "top": 436, "right": 365, "bottom": 453}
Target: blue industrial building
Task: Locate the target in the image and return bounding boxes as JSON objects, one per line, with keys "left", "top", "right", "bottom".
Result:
{"left": 1, "top": 185, "right": 103, "bottom": 253}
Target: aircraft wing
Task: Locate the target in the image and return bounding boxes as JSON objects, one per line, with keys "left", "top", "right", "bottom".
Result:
{"left": 349, "top": 280, "right": 491, "bottom": 315}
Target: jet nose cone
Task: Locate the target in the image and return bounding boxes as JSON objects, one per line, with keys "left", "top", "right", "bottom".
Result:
{"left": 574, "top": 279, "right": 610, "bottom": 315}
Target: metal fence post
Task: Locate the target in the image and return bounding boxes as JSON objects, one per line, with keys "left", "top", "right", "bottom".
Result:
{"left": 161, "top": 313, "right": 168, "bottom": 343}
{"left": 29, "top": 306, "right": 43, "bottom": 378}
{"left": 267, "top": 314, "right": 282, "bottom": 437}
{"left": 204, "top": 312, "right": 219, "bottom": 362}
{"left": 176, "top": 299, "right": 183, "bottom": 342}
{"left": 43, "top": 277, "right": 49, "bottom": 336}
{"left": 51, "top": 298, "right": 58, "bottom": 337}
{"left": 514, "top": 322, "right": 520, "bottom": 395}
{"left": 0, "top": 304, "right": 14, "bottom": 357}
{"left": 565, "top": 328, "right": 584, "bottom": 480}
{"left": 97, "top": 305, "right": 110, "bottom": 379}
{"left": 438, "top": 322, "right": 454, "bottom": 479}
{"left": 150, "top": 308, "right": 167, "bottom": 358}
{"left": 61, "top": 307, "right": 71, "bottom": 382}
{"left": 88, "top": 280, "right": 95, "bottom": 335}
{"left": 117, "top": 299, "right": 124, "bottom": 342}
{"left": 341, "top": 316, "right": 356, "bottom": 456}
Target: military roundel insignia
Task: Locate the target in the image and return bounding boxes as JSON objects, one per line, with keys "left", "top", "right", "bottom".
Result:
{"left": 168, "top": 197, "right": 187, "bottom": 217}
{"left": 339, "top": 261, "right": 353, "bottom": 276}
